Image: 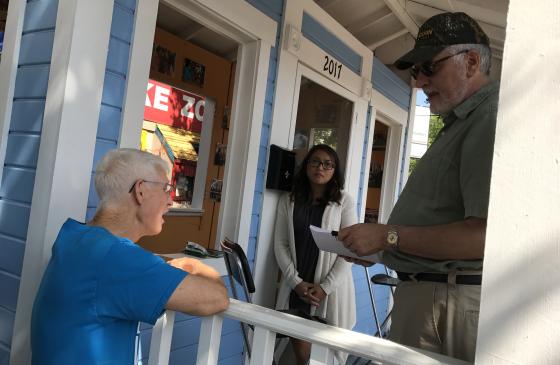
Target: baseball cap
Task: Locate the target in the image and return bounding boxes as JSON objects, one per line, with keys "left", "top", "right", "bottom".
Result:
{"left": 395, "top": 12, "right": 490, "bottom": 70}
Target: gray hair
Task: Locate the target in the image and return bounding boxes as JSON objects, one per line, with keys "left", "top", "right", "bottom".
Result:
{"left": 447, "top": 43, "right": 492, "bottom": 75}
{"left": 94, "top": 148, "right": 170, "bottom": 208}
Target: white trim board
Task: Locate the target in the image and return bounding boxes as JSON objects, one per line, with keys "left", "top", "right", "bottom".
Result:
{"left": 371, "top": 89, "right": 408, "bottom": 126}
{"left": 0, "top": 0, "right": 26, "bottom": 188}
{"left": 216, "top": 40, "right": 271, "bottom": 250}
{"left": 119, "top": 0, "right": 159, "bottom": 149}
{"left": 161, "top": 0, "right": 276, "bottom": 45}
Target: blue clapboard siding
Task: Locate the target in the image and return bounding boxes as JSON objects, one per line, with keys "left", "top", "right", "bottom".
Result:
{"left": 301, "top": 12, "right": 362, "bottom": 75}
{"left": 0, "top": 0, "right": 59, "bottom": 362}
{"left": 85, "top": 0, "right": 136, "bottom": 221}
{"left": 372, "top": 57, "right": 411, "bottom": 110}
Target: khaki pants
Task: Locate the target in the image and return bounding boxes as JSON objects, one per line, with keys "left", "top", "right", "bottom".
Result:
{"left": 388, "top": 276, "right": 481, "bottom": 362}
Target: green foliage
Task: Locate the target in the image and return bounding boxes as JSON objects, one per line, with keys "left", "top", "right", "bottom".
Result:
{"left": 409, "top": 158, "right": 419, "bottom": 175}
{"left": 409, "top": 114, "right": 444, "bottom": 175}
{"left": 428, "top": 115, "right": 444, "bottom": 146}
{"left": 312, "top": 128, "right": 338, "bottom": 150}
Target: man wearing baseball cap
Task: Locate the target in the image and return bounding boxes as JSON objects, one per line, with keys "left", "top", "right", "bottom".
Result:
{"left": 339, "top": 12, "right": 499, "bottom": 361}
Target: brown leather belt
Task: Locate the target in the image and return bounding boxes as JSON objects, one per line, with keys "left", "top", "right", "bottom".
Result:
{"left": 397, "top": 272, "right": 482, "bottom": 285}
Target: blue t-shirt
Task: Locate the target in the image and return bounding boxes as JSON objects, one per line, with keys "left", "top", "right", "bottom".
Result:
{"left": 31, "top": 219, "right": 187, "bottom": 365}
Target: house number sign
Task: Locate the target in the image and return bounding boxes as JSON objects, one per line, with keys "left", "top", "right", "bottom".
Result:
{"left": 323, "top": 55, "right": 343, "bottom": 79}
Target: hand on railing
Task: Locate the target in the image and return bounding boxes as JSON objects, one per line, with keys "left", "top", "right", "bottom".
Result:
{"left": 168, "top": 257, "right": 221, "bottom": 279}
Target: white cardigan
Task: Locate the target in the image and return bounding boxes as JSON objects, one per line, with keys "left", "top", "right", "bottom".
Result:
{"left": 273, "top": 191, "right": 357, "bottom": 331}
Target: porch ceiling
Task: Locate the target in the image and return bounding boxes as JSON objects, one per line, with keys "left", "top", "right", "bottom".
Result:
{"left": 314, "top": 0, "right": 509, "bottom": 81}
{"left": 156, "top": 0, "right": 509, "bottom": 82}
{"left": 156, "top": 2, "right": 239, "bottom": 60}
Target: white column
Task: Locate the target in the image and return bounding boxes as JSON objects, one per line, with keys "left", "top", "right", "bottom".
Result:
{"left": 476, "top": 1, "right": 560, "bottom": 364}
{"left": 10, "top": 1, "right": 114, "bottom": 364}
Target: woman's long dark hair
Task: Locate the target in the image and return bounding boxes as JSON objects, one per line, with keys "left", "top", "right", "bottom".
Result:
{"left": 290, "top": 144, "right": 344, "bottom": 205}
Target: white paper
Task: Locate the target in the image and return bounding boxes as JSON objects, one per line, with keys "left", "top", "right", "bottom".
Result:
{"left": 310, "top": 225, "right": 381, "bottom": 263}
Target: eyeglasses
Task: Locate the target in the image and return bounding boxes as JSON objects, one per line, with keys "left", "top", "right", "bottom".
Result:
{"left": 410, "top": 49, "right": 469, "bottom": 79}
{"left": 309, "top": 159, "right": 335, "bottom": 170}
{"left": 128, "top": 180, "right": 175, "bottom": 194}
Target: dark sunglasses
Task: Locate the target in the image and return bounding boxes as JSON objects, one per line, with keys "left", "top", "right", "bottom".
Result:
{"left": 410, "top": 49, "right": 469, "bottom": 79}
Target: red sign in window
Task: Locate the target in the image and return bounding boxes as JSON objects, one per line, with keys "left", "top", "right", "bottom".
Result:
{"left": 144, "top": 79, "right": 205, "bottom": 133}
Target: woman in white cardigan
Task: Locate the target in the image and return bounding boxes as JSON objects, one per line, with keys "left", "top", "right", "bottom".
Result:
{"left": 274, "top": 144, "right": 357, "bottom": 365}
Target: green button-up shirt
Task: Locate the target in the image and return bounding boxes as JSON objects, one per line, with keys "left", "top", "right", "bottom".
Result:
{"left": 383, "top": 81, "right": 499, "bottom": 273}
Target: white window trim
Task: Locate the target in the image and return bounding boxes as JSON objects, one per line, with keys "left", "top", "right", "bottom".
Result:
{"left": 120, "top": 0, "right": 276, "bottom": 251}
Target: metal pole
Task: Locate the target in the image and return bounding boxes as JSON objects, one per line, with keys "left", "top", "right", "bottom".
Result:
{"left": 364, "top": 266, "right": 383, "bottom": 337}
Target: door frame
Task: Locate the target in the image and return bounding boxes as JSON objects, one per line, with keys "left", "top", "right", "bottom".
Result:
{"left": 252, "top": 0, "right": 374, "bottom": 308}
{"left": 119, "top": 0, "right": 277, "bottom": 251}
{"left": 363, "top": 90, "right": 410, "bottom": 223}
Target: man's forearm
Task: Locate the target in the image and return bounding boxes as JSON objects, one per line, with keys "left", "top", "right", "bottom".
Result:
{"left": 396, "top": 218, "right": 486, "bottom": 260}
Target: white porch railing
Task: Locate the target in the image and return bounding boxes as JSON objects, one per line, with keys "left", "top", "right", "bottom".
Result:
{"left": 148, "top": 299, "right": 470, "bottom": 365}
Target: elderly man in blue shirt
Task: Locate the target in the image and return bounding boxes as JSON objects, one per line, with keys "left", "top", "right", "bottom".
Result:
{"left": 31, "top": 148, "right": 229, "bottom": 364}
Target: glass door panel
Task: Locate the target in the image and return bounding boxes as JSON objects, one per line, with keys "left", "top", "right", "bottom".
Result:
{"left": 292, "top": 76, "right": 354, "bottom": 174}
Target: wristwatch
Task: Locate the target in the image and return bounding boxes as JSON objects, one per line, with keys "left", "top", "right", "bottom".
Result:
{"left": 386, "top": 226, "right": 399, "bottom": 250}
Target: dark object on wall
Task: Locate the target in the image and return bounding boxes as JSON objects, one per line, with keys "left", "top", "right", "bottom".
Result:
{"left": 209, "top": 179, "right": 223, "bottom": 202}
{"left": 266, "top": 144, "right": 295, "bottom": 192}
{"left": 151, "top": 43, "right": 176, "bottom": 77}
{"left": 368, "top": 162, "right": 383, "bottom": 188}
{"left": 214, "top": 143, "right": 226, "bottom": 166}
{"left": 182, "top": 58, "right": 205, "bottom": 86}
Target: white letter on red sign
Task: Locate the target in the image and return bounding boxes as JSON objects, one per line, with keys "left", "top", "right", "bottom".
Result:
{"left": 145, "top": 82, "right": 154, "bottom": 107}
{"left": 154, "top": 85, "right": 169, "bottom": 112}
{"left": 181, "top": 95, "right": 195, "bottom": 120}
{"left": 195, "top": 100, "right": 205, "bottom": 121}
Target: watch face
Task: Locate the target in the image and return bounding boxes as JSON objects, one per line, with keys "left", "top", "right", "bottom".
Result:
{"left": 387, "top": 231, "right": 399, "bottom": 245}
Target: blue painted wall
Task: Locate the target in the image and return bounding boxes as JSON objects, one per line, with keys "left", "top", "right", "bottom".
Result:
{"left": 372, "top": 57, "right": 411, "bottom": 110}
{"left": 86, "top": 0, "right": 137, "bottom": 221}
{"left": 0, "top": 1, "right": 59, "bottom": 363}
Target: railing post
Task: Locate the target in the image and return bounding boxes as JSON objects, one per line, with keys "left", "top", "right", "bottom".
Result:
{"left": 248, "top": 326, "right": 277, "bottom": 365}
{"left": 148, "top": 310, "right": 176, "bottom": 365}
{"left": 196, "top": 314, "right": 224, "bottom": 365}
{"left": 309, "top": 344, "right": 335, "bottom": 365}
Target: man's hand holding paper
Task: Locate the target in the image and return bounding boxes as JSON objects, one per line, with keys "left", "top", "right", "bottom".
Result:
{"left": 310, "top": 225, "right": 381, "bottom": 263}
